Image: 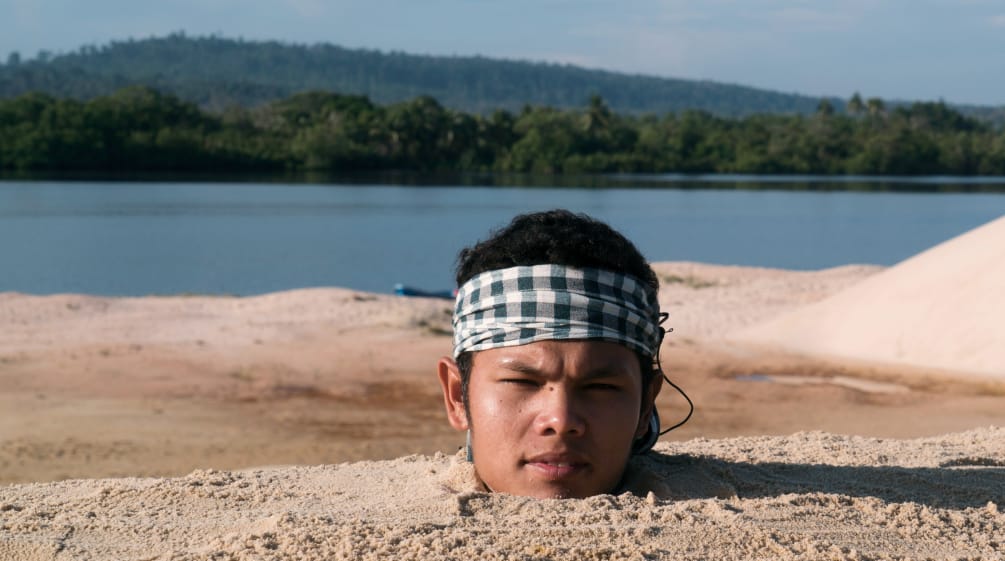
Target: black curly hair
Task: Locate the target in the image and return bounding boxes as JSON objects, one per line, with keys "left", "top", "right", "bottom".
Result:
{"left": 453, "top": 209, "right": 662, "bottom": 420}
{"left": 455, "top": 209, "right": 659, "bottom": 290}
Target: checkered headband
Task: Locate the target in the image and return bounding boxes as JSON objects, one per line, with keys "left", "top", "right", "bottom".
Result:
{"left": 452, "top": 265, "right": 662, "bottom": 358}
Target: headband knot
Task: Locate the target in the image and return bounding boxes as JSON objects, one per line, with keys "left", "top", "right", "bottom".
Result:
{"left": 452, "top": 265, "right": 661, "bottom": 358}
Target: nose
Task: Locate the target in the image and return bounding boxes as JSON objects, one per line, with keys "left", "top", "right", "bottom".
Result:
{"left": 532, "top": 386, "right": 586, "bottom": 437}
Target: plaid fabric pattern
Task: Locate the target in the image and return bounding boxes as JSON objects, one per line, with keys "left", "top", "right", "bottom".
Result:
{"left": 452, "top": 264, "right": 661, "bottom": 358}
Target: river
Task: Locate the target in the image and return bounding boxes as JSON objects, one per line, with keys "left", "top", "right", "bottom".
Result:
{"left": 1, "top": 177, "right": 1003, "bottom": 295}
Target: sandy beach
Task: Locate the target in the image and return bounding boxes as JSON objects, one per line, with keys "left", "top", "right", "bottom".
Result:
{"left": 1, "top": 216, "right": 1004, "bottom": 559}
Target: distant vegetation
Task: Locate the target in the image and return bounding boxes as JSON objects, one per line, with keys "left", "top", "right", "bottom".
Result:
{"left": 3, "top": 86, "right": 1004, "bottom": 178}
{"left": 0, "top": 33, "right": 860, "bottom": 117}
{"left": 4, "top": 34, "right": 1003, "bottom": 129}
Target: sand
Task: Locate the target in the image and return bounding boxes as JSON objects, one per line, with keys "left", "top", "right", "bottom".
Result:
{"left": 2, "top": 218, "right": 1005, "bottom": 558}
{"left": 2, "top": 430, "right": 1002, "bottom": 560}
{"left": 734, "top": 215, "right": 1005, "bottom": 379}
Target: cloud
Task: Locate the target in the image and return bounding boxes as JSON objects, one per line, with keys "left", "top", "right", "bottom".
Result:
{"left": 990, "top": 14, "right": 1005, "bottom": 27}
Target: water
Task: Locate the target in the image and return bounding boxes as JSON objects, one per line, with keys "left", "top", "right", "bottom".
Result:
{"left": 1, "top": 179, "right": 1003, "bottom": 296}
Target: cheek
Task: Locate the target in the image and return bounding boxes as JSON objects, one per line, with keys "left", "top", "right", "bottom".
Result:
{"left": 469, "top": 384, "right": 524, "bottom": 429}
{"left": 589, "top": 392, "right": 643, "bottom": 431}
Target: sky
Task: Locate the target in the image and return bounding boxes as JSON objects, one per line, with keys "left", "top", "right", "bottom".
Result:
{"left": 2, "top": 0, "right": 1004, "bottom": 106}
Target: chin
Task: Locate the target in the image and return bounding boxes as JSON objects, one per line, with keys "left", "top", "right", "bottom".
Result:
{"left": 535, "top": 488, "right": 575, "bottom": 500}
{"left": 525, "top": 483, "right": 595, "bottom": 500}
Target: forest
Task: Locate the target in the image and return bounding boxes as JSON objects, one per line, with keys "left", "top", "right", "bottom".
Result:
{"left": 0, "top": 34, "right": 840, "bottom": 117}
{"left": 2, "top": 86, "right": 1003, "bottom": 178}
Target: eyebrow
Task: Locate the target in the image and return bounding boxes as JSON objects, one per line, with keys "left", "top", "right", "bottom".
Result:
{"left": 497, "top": 361, "right": 543, "bottom": 376}
{"left": 497, "top": 361, "right": 630, "bottom": 380}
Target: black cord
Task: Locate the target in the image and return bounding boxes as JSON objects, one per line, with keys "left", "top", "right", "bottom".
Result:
{"left": 659, "top": 374, "right": 694, "bottom": 435}
{"left": 654, "top": 311, "right": 694, "bottom": 435}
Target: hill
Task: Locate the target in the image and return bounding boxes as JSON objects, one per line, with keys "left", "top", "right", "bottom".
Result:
{"left": 0, "top": 33, "right": 844, "bottom": 116}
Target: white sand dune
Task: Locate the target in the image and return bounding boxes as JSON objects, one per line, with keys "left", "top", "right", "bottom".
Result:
{"left": 733, "top": 215, "right": 1005, "bottom": 379}
{"left": 1, "top": 428, "right": 1002, "bottom": 560}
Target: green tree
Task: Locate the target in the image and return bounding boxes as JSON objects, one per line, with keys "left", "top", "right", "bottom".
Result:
{"left": 847, "top": 92, "right": 864, "bottom": 116}
{"left": 816, "top": 99, "right": 835, "bottom": 117}
{"left": 2, "top": 85, "right": 1002, "bottom": 179}
{"left": 866, "top": 97, "right": 886, "bottom": 118}
{"left": 505, "top": 107, "right": 580, "bottom": 173}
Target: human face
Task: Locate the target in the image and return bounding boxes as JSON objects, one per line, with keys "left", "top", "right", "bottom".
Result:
{"left": 438, "top": 340, "right": 659, "bottom": 499}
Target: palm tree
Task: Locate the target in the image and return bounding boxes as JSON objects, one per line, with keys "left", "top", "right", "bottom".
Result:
{"left": 847, "top": 92, "right": 865, "bottom": 116}
{"left": 816, "top": 98, "right": 835, "bottom": 117}
{"left": 866, "top": 97, "right": 886, "bottom": 118}
{"left": 582, "top": 94, "right": 611, "bottom": 134}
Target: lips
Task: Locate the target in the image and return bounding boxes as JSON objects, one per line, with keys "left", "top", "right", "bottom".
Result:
{"left": 523, "top": 453, "right": 589, "bottom": 479}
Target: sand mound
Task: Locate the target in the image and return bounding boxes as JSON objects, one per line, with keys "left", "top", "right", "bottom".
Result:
{"left": 733, "top": 215, "right": 1005, "bottom": 379}
{"left": 651, "top": 262, "right": 881, "bottom": 341}
{"left": 1, "top": 428, "right": 1002, "bottom": 560}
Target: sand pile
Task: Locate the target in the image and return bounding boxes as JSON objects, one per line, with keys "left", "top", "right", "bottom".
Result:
{"left": 2, "top": 428, "right": 1002, "bottom": 560}
{"left": 650, "top": 261, "right": 881, "bottom": 341}
{"left": 734, "top": 215, "right": 1005, "bottom": 379}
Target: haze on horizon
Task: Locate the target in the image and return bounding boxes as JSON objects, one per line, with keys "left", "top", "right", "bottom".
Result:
{"left": 2, "top": 0, "right": 1004, "bottom": 107}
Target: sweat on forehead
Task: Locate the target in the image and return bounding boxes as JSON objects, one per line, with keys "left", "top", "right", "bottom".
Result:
{"left": 452, "top": 264, "right": 662, "bottom": 359}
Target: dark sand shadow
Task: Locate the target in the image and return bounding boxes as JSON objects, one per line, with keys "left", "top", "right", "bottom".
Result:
{"left": 637, "top": 453, "right": 1005, "bottom": 509}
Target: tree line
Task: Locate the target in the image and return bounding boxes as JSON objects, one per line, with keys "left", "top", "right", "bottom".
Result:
{"left": 2, "top": 86, "right": 1004, "bottom": 177}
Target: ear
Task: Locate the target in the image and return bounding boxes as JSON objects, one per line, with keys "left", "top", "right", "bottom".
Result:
{"left": 437, "top": 356, "right": 469, "bottom": 431}
{"left": 634, "top": 370, "right": 664, "bottom": 438}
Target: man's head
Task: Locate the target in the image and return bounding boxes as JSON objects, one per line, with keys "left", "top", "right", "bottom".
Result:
{"left": 437, "top": 209, "right": 664, "bottom": 498}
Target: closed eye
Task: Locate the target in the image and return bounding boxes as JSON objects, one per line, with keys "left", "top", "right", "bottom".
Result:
{"left": 501, "top": 378, "right": 539, "bottom": 387}
{"left": 586, "top": 383, "right": 621, "bottom": 391}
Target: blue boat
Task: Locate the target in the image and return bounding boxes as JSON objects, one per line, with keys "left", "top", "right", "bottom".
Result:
{"left": 393, "top": 283, "right": 455, "bottom": 300}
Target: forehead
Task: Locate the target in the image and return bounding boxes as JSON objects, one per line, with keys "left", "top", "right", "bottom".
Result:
{"left": 471, "top": 339, "right": 640, "bottom": 377}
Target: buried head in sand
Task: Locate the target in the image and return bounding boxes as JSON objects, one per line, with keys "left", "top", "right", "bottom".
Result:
{"left": 437, "top": 209, "right": 687, "bottom": 499}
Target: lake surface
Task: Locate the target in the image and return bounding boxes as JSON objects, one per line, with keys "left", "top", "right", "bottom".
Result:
{"left": 1, "top": 178, "right": 1003, "bottom": 296}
